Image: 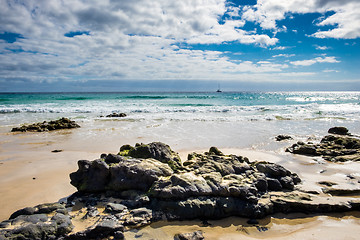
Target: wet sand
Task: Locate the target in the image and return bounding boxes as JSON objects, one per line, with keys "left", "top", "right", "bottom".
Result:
{"left": 125, "top": 212, "right": 360, "bottom": 240}
{"left": 1, "top": 127, "right": 360, "bottom": 238}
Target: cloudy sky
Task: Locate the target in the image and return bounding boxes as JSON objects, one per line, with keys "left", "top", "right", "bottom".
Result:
{"left": 1, "top": 0, "right": 360, "bottom": 92}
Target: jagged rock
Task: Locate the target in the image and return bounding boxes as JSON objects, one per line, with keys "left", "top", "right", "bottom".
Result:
{"left": 0, "top": 213, "right": 73, "bottom": 240}
{"left": 106, "top": 112, "right": 127, "bottom": 118}
{"left": 286, "top": 129, "right": 360, "bottom": 162}
{"left": 275, "top": 135, "right": 293, "bottom": 141}
{"left": 328, "top": 126, "right": 349, "bottom": 135}
{"left": 105, "top": 203, "right": 127, "bottom": 214}
{"left": 70, "top": 156, "right": 173, "bottom": 193}
{"left": 118, "top": 142, "right": 182, "bottom": 171}
{"left": 208, "top": 146, "right": 224, "bottom": 156}
{"left": 68, "top": 216, "right": 124, "bottom": 240}
{"left": 174, "top": 230, "right": 205, "bottom": 240}
{"left": 4, "top": 142, "right": 360, "bottom": 239}
{"left": 11, "top": 117, "right": 80, "bottom": 132}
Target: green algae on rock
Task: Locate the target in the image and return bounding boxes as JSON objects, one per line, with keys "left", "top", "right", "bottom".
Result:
{"left": 11, "top": 117, "right": 80, "bottom": 132}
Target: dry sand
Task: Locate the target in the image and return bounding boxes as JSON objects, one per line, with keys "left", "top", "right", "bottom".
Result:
{"left": 1, "top": 129, "right": 360, "bottom": 239}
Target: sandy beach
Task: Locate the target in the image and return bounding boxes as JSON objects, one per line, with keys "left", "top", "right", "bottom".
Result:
{"left": 1, "top": 119, "right": 360, "bottom": 239}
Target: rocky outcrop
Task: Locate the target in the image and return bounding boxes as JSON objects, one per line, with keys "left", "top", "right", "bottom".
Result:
{"left": 328, "top": 126, "right": 349, "bottom": 135}
{"left": 0, "top": 203, "right": 73, "bottom": 240}
{"left": 11, "top": 118, "right": 80, "bottom": 132}
{"left": 286, "top": 128, "right": 360, "bottom": 162}
{"left": 174, "top": 230, "right": 204, "bottom": 240}
{"left": 118, "top": 142, "right": 183, "bottom": 171}
{"left": 105, "top": 112, "right": 127, "bottom": 118}
{"left": 275, "top": 135, "right": 293, "bottom": 141}
{"left": 2, "top": 141, "right": 360, "bottom": 239}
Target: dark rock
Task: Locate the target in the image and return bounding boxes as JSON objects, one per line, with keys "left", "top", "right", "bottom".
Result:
{"left": 247, "top": 218, "right": 259, "bottom": 225}
{"left": 106, "top": 112, "right": 127, "bottom": 118}
{"left": 123, "top": 208, "right": 153, "bottom": 227}
{"left": 105, "top": 203, "right": 127, "bottom": 213}
{"left": 36, "top": 202, "right": 66, "bottom": 214}
{"left": 256, "top": 163, "right": 290, "bottom": 178}
{"left": 174, "top": 230, "right": 204, "bottom": 240}
{"left": 51, "top": 213, "right": 74, "bottom": 236}
{"left": 275, "top": 135, "right": 293, "bottom": 141}
{"left": 318, "top": 181, "right": 337, "bottom": 187}
{"left": 104, "top": 154, "right": 124, "bottom": 164}
{"left": 267, "top": 178, "right": 283, "bottom": 191}
{"left": 279, "top": 176, "right": 294, "bottom": 190}
{"left": 208, "top": 146, "right": 224, "bottom": 156}
{"left": 287, "top": 131, "right": 360, "bottom": 162}
{"left": 52, "top": 149, "right": 63, "bottom": 153}
{"left": 11, "top": 117, "right": 80, "bottom": 132}
{"left": 11, "top": 214, "right": 48, "bottom": 225}
{"left": 328, "top": 127, "right": 349, "bottom": 135}
{"left": 82, "top": 206, "right": 99, "bottom": 219}
{"left": 70, "top": 159, "right": 110, "bottom": 192}
{"left": 9, "top": 207, "right": 36, "bottom": 219}
{"left": 68, "top": 216, "right": 124, "bottom": 240}
{"left": 118, "top": 142, "right": 182, "bottom": 171}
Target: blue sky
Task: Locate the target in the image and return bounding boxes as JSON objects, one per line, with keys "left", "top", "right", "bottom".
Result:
{"left": 0, "top": 0, "right": 360, "bottom": 92}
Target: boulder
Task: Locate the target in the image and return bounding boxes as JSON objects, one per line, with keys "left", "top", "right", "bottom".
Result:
{"left": 106, "top": 112, "right": 127, "bottom": 118}
{"left": 275, "top": 135, "right": 293, "bottom": 141}
{"left": 174, "top": 230, "right": 205, "bottom": 240}
{"left": 70, "top": 157, "right": 173, "bottom": 193}
{"left": 11, "top": 117, "right": 80, "bottom": 132}
{"left": 119, "top": 142, "right": 183, "bottom": 171}
{"left": 287, "top": 129, "right": 360, "bottom": 162}
{"left": 328, "top": 127, "right": 349, "bottom": 135}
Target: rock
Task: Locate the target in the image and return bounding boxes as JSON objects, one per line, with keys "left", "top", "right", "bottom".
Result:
{"left": 118, "top": 142, "right": 182, "bottom": 171}
{"left": 51, "top": 213, "right": 74, "bottom": 236}
{"left": 105, "top": 203, "right": 127, "bottom": 213}
{"left": 70, "top": 159, "right": 110, "bottom": 192}
{"left": 208, "top": 146, "right": 224, "bottom": 156}
{"left": 11, "top": 117, "right": 80, "bottom": 132}
{"left": 256, "top": 163, "right": 290, "bottom": 178}
{"left": 275, "top": 135, "right": 293, "bottom": 141}
{"left": 174, "top": 230, "right": 205, "bottom": 240}
{"left": 68, "top": 216, "right": 124, "bottom": 240}
{"left": 267, "top": 178, "right": 283, "bottom": 191}
{"left": 52, "top": 149, "right": 63, "bottom": 153}
{"left": 104, "top": 154, "right": 124, "bottom": 164}
{"left": 328, "top": 127, "right": 349, "bottom": 135}
{"left": 247, "top": 218, "right": 259, "bottom": 225}
{"left": 70, "top": 157, "right": 173, "bottom": 193}
{"left": 287, "top": 130, "right": 360, "bottom": 162}
{"left": 106, "top": 112, "right": 127, "bottom": 118}
{"left": 82, "top": 206, "right": 99, "bottom": 219}
{"left": 318, "top": 181, "right": 337, "bottom": 187}
{"left": 123, "top": 208, "right": 153, "bottom": 227}
{"left": 9, "top": 207, "right": 36, "bottom": 219}
{"left": 1, "top": 213, "right": 73, "bottom": 240}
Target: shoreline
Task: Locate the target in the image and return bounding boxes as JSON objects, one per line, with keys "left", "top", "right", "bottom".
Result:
{"left": 1, "top": 122, "right": 360, "bottom": 239}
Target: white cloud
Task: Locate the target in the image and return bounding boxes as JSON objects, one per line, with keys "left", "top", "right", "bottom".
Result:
{"left": 291, "top": 56, "right": 340, "bottom": 66}
{"left": 315, "top": 45, "right": 330, "bottom": 50}
{"left": 241, "top": 0, "right": 360, "bottom": 39}
{"left": 273, "top": 54, "right": 296, "bottom": 58}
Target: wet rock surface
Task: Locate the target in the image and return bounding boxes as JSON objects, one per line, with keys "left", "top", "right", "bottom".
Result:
{"left": 11, "top": 118, "right": 80, "bottom": 132}
{"left": 286, "top": 127, "right": 360, "bottom": 162}
{"left": 1, "top": 141, "right": 360, "bottom": 239}
{"left": 105, "top": 112, "right": 127, "bottom": 118}
{"left": 275, "top": 135, "right": 293, "bottom": 141}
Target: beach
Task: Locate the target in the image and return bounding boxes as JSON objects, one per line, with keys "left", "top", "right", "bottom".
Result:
{"left": 1, "top": 92, "right": 360, "bottom": 238}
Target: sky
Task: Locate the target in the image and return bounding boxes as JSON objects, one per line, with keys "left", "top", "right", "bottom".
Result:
{"left": 0, "top": 0, "right": 360, "bottom": 92}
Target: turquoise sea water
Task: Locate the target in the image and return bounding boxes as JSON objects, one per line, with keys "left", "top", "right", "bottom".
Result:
{"left": 1, "top": 91, "right": 360, "bottom": 151}
{"left": 1, "top": 91, "right": 360, "bottom": 120}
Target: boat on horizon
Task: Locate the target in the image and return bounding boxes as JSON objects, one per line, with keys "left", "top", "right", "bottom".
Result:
{"left": 216, "top": 84, "right": 222, "bottom": 92}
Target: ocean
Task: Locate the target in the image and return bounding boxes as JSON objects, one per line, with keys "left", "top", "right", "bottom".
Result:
{"left": 1, "top": 91, "right": 360, "bottom": 151}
